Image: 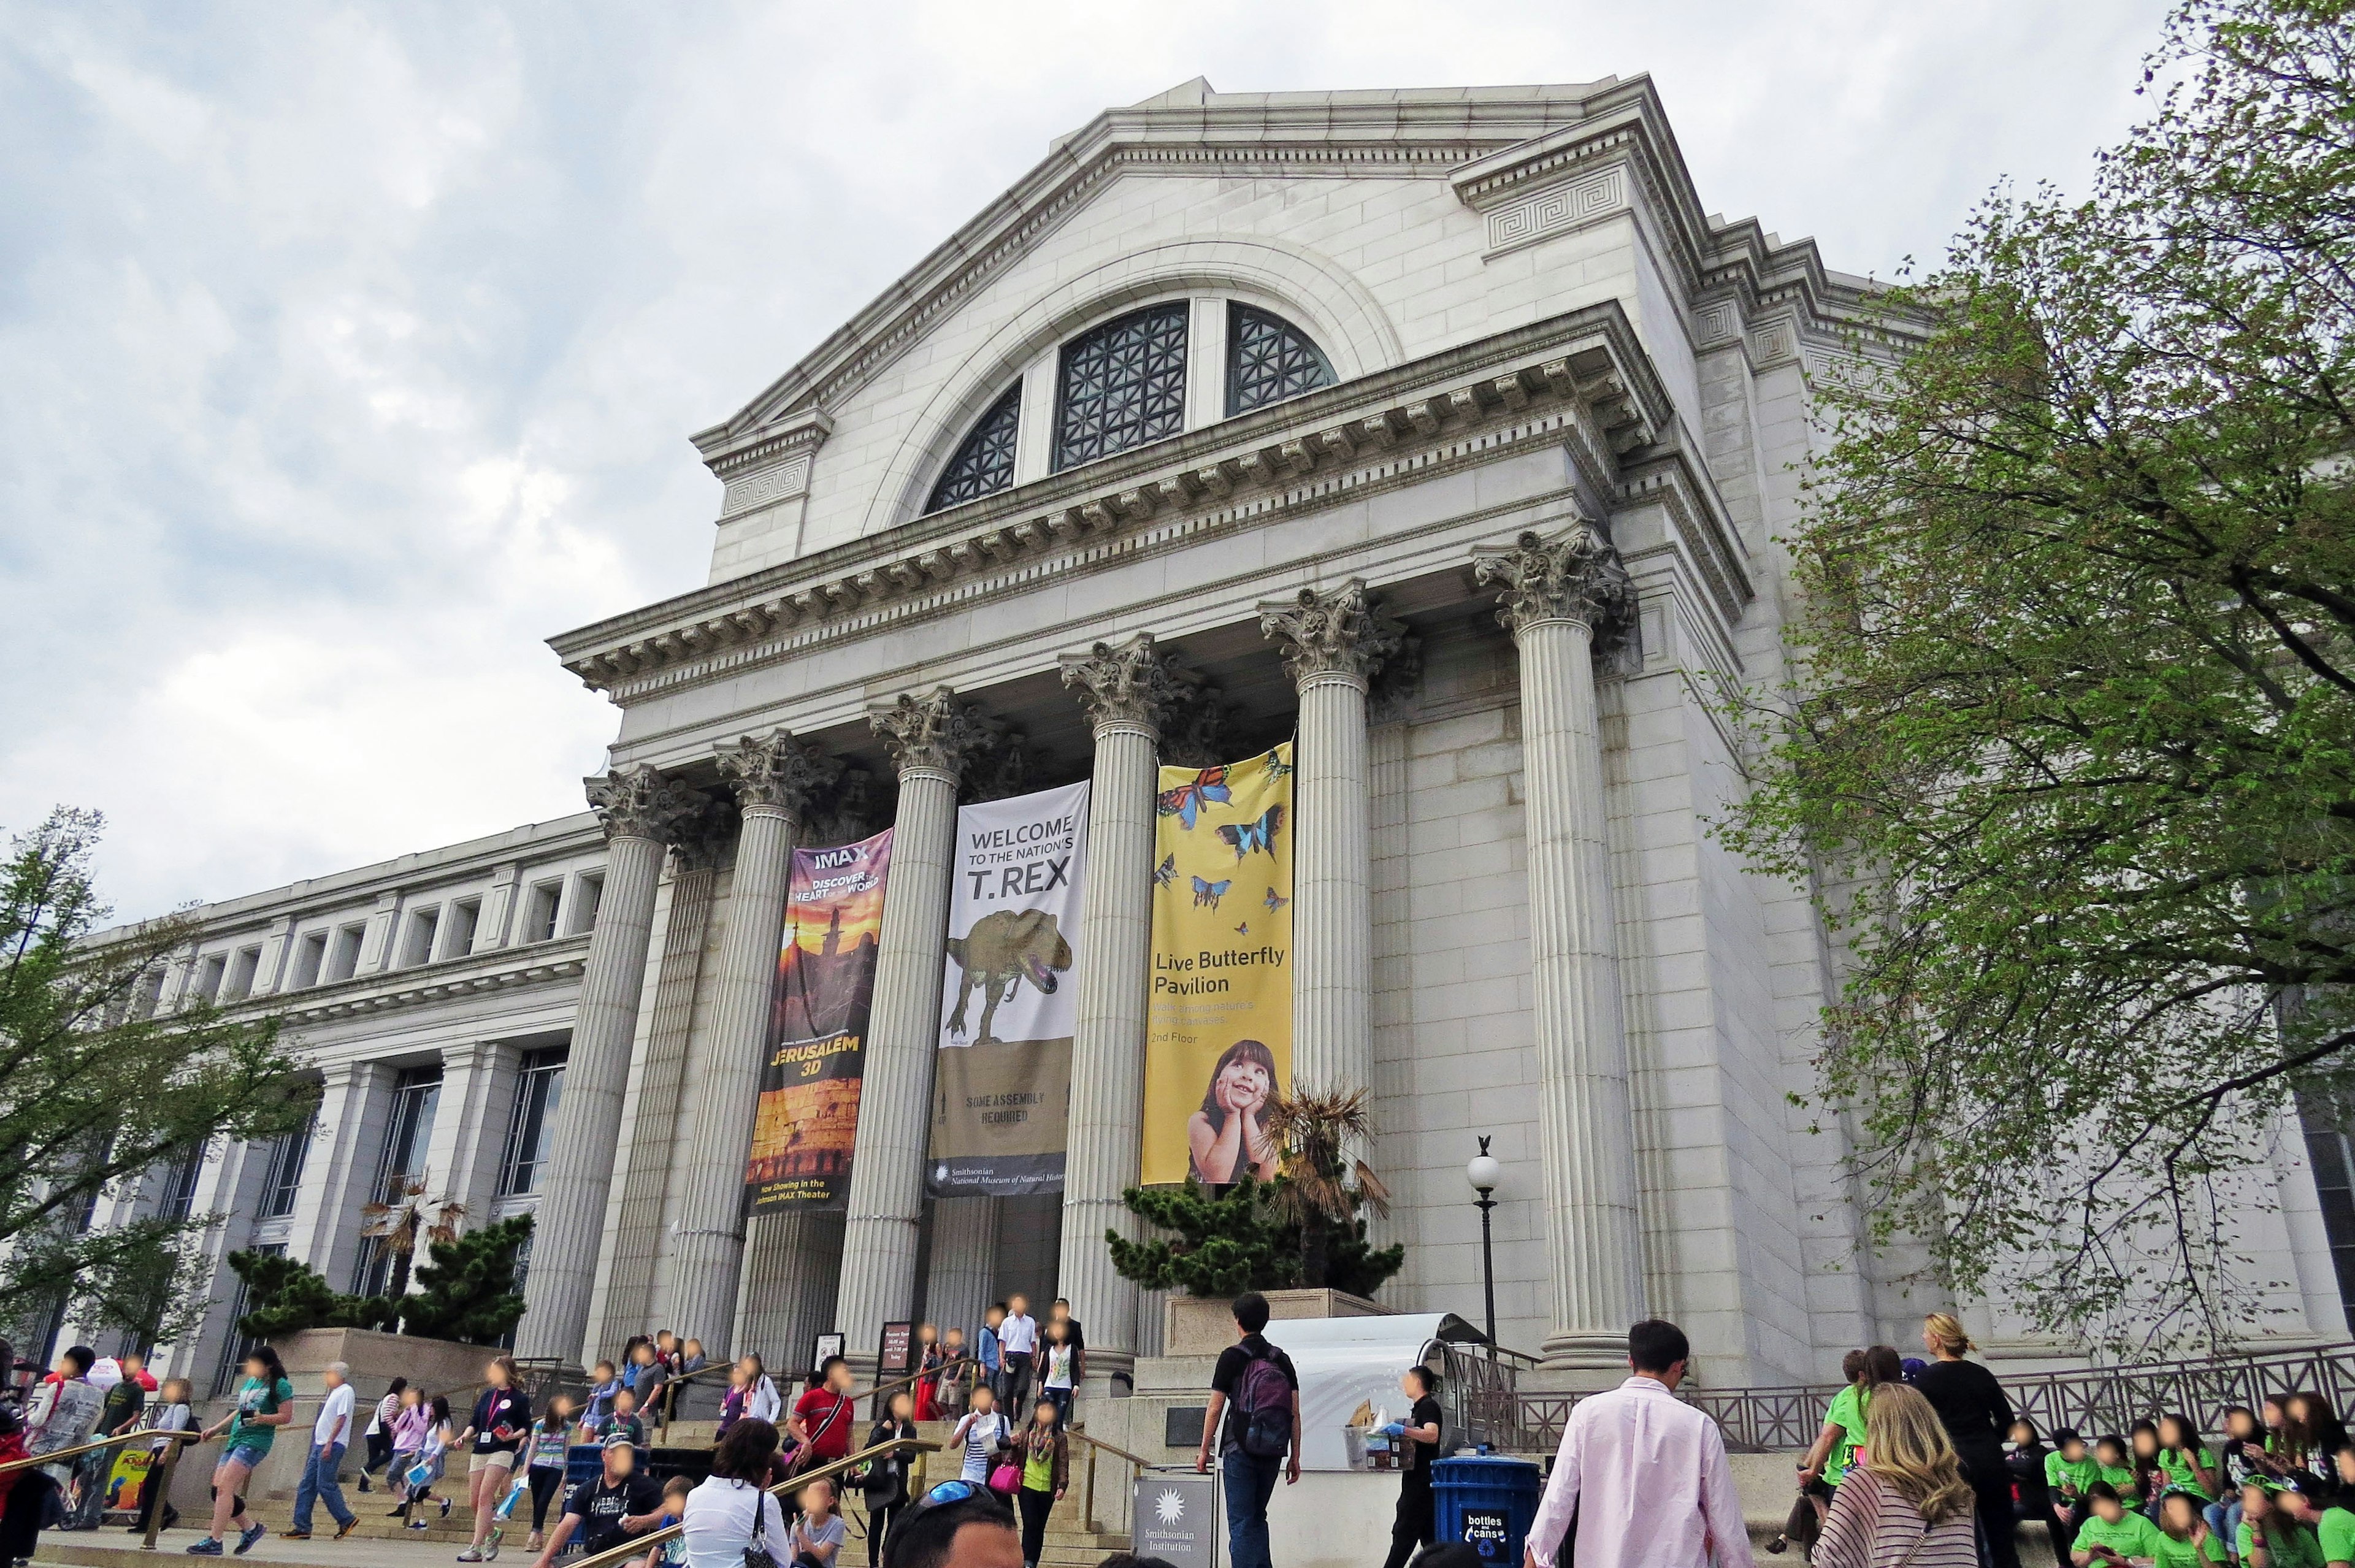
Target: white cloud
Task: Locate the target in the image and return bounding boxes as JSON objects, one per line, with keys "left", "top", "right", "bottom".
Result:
{"left": 0, "top": 0, "right": 2168, "bottom": 917}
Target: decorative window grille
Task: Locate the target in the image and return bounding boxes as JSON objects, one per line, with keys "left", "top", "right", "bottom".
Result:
{"left": 1053, "top": 303, "right": 1189, "bottom": 470}
{"left": 1226, "top": 304, "right": 1333, "bottom": 416}
{"left": 925, "top": 384, "right": 1023, "bottom": 513}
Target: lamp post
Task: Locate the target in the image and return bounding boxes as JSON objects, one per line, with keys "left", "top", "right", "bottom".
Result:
{"left": 1465, "top": 1136, "right": 1501, "bottom": 1348}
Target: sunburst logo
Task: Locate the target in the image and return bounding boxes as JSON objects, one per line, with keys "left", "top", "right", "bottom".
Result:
{"left": 1153, "top": 1489, "right": 1185, "bottom": 1525}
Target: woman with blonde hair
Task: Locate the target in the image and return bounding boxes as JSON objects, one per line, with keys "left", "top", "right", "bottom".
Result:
{"left": 1912, "top": 1314, "right": 2023, "bottom": 1568}
{"left": 1813, "top": 1383, "right": 1983, "bottom": 1568}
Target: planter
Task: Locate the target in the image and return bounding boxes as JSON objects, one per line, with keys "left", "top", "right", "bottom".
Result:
{"left": 1163, "top": 1288, "right": 1387, "bottom": 1356}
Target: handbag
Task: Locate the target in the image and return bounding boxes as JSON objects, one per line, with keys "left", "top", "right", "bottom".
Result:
{"left": 986, "top": 1460, "right": 1019, "bottom": 1496}
{"left": 742, "top": 1485, "right": 778, "bottom": 1568}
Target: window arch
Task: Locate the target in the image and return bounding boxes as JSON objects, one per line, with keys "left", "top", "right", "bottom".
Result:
{"left": 1227, "top": 303, "right": 1333, "bottom": 415}
{"left": 924, "top": 383, "right": 1022, "bottom": 513}
{"left": 1054, "top": 302, "right": 1190, "bottom": 471}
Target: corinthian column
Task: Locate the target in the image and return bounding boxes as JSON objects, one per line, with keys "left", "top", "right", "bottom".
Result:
{"left": 1057, "top": 633, "right": 1187, "bottom": 1373}
{"left": 1474, "top": 522, "right": 1644, "bottom": 1368}
{"left": 656, "top": 732, "right": 837, "bottom": 1356}
{"left": 1258, "top": 581, "right": 1404, "bottom": 1099}
{"left": 518, "top": 764, "right": 698, "bottom": 1363}
{"left": 832, "top": 689, "right": 992, "bottom": 1369}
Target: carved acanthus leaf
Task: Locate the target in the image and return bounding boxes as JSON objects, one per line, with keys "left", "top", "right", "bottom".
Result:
{"left": 868, "top": 688, "right": 995, "bottom": 779}
{"left": 1257, "top": 579, "right": 1407, "bottom": 687}
{"left": 1471, "top": 522, "right": 1637, "bottom": 644}
{"left": 1059, "top": 631, "right": 1190, "bottom": 736}
{"left": 584, "top": 764, "right": 703, "bottom": 845}
{"left": 716, "top": 730, "right": 840, "bottom": 819}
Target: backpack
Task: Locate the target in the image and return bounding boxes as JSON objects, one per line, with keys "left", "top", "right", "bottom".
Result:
{"left": 1232, "top": 1347, "right": 1292, "bottom": 1459}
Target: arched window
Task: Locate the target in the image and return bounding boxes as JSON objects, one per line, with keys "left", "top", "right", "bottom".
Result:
{"left": 1226, "top": 303, "right": 1333, "bottom": 415}
{"left": 924, "top": 383, "right": 1022, "bottom": 513}
{"left": 1054, "top": 302, "right": 1190, "bottom": 471}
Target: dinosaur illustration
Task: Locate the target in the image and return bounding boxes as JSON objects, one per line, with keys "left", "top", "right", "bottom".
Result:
{"left": 944, "top": 907, "right": 1074, "bottom": 1047}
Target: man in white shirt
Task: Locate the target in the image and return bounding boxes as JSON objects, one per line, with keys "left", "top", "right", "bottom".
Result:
{"left": 1524, "top": 1320, "right": 1753, "bottom": 1568}
{"left": 997, "top": 1294, "right": 1040, "bottom": 1413}
{"left": 287, "top": 1361, "right": 358, "bottom": 1539}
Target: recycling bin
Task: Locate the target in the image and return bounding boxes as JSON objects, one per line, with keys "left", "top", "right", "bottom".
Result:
{"left": 1433, "top": 1455, "right": 1544, "bottom": 1564}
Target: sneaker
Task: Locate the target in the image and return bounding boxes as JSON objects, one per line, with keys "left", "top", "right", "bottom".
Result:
{"left": 281, "top": 1529, "right": 313, "bottom": 1539}
{"left": 408, "top": 1521, "right": 431, "bottom": 1532}
{"left": 236, "top": 1524, "right": 267, "bottom": 1556}
{"left": 186, "top": 1540, "right": 223, "bottom": 1556}
{"left": 336, "top": 1519, "right": 359, "bottom": 1540}
{"left": 358, "top": 1477, "right": 372, "bottom": 1494}
{"left": 439, "top": 1499, "right": 453, "bottom": 1520}
{"left": 389, "top": 1507, "right": 410, "bottom": 1518}
{"left": 456, "top": 1550, "right": 485, "bottom": 1562}
{"left": 483, "top": 1534, "right": 500, "bottom": 1561}
{"left": 526, "top": 1533, "right": 543, "bottom": 1552}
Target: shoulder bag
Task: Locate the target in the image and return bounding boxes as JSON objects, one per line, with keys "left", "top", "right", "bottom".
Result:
{"left": 742, "top": 1483, "right": 779, "bottom": 1568}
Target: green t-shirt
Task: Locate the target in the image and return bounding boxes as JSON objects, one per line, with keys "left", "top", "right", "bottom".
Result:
{"left": 2158, "top": 1446, "right": 2219, "bottom": 1501}
{"left": 228, "top": 1375, "right": 294, "bottom": 1453}
{"left": 2240, "top": 1518, "right": 2326, "bottom": 1568}
{"left": 2319, "top": 1507, "right": 2355, "bottom": 1566}
{"left": 2078, "top": 1510, "right": 2167, "bottom": 1560}
{"left": 2151, "top": 1529, "right": 2224, "bottom": 1568}
{"left": 1822, "top": 1385, "right": 1868, "bottom": 1486}
{"left": 2049, "top": 1451, "right": 2100, "bottom": 1497}
{"left": 2100, "top": 1461, "right": 2143, "bottom": 1499}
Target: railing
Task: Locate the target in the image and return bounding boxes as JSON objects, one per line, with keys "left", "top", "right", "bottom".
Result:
{"left": 865, "top": 1355, "right": 978, "bottom": 1420}
{"left": 1067, "top": 1425, "right": 1171, "bottom": 1535}
{"left": 564, "top": 1434, "right": 940, "bottom": 1568}
{"left": 1514, "top": 1340, "right": 2355, "bottom": 1454}
{"left": 0, "top": 1426, "right": 205, "bottom": 1554}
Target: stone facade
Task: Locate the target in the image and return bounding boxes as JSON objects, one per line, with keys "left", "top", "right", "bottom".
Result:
{"left": 79, "top": 77, "right": 2351, "bottom": 1394}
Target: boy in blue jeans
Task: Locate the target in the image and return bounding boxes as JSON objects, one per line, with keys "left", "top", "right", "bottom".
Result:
{"left": 979, "top": 1304, "right": 1007, "bottom": 1404}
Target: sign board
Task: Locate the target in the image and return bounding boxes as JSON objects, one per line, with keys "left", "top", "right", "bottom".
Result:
{"left": 1461, "top": 1506, "right": 1512, "bottom": 1561}
{"left": 101, "top": 1445, "right": 157, "bottom": 1521}
{"left": 811, "top": 1333, "right": 845, "bottom": 1374}
{"left": 1132, "top": 1470, "right": 1219, "bottom": 1568}
{"left": 1163, "top": 1406, "right": 1209, "bottom": 1449}
{"left": 877, "top": 1321, "right": 916, "bottom": 1377}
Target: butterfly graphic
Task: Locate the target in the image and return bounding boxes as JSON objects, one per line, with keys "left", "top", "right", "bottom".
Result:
{"left": 1191, "top": 876, "right": 1231, "bottom": 909}
{"left": 1152, "top": 853, "right": 1176, "bottom": 889}
{"left": 1262, "top": 746, "right": 1293, "bottom": 780}
{"left": 1217, "top": 804, "right": 1285, "bottom": 862}
{"left": 1157, "top": 767, "right": 1231, "bottom": 831}
{"left": 1263, "top": 887, "right": 1289, "bottom": 912}
{"left": 1235, "top": 921, "right": 1250, "bottom": 936}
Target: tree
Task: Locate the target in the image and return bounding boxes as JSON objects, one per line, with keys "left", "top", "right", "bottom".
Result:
{"left": 1109, "top": 1177, "right": 1296, "bottom": 1298}
{"left": 1262, "top": 1085, "right": 1398, "bottom": 1291}
{"left": 1714, "top": 0, "right": 2355, "bottom": 1350}
{"left": 358, "top": 1179, "right": 465, "bottom": 1302}
{"left": 226, "top": 1250, "right": 391, "bottom": 1339}
{"left": 399, "top": 1215, "right": 531, "bottom": 1345}
{"left": 0, "top": 809, "right": 318, "bottom": 1341}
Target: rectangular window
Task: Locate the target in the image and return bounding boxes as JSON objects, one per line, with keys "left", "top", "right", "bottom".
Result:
{"left": 2303, "top": 1107, "right": 2355, "bottom": 1322}
{"left": 400, "top": 907, "right": 440, "bottom": 968}
{"left": 223, "top": 946, "right": 261, "bottom": 1001}
{"left": 189, "top": 954, "right": 228, "bottom": 1008}
{"left": 496, "top": 1047, "right": 569, "bottom": 1196}
{"left": 291, "top": 931, "right": 328, "bottom": 990}
{"left": 325, "top": 924, "right": 365, "bottom": 983}
{"left": 160, "top": 1142, "right": 207, "bottom": 1223}
{"left": 442, "top": 898, "right": 481, "bottom": 959}
{"left": 258, "top": 1110, "right": 317, "bottom": 1220}
{"left": 567, "top": 874, "right": 604, "bottom": 936}
{"left": 524, "top": 881, "right": 562, "bottom": 944}
{"left": 212, "top": 1241, "right": 282, "bottom": 1397}
{"left": 352, "top": 1067, "right": 442, "bottom": 1296}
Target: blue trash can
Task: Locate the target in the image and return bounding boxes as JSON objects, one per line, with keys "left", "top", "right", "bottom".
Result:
{"left": 564, "top": 1444, "right": 603, "bottom": 1493}
{"left": 1433, "top": 1455, "right": 1544, "bottom": 1564}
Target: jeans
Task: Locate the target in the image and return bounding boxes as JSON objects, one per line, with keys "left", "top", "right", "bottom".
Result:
{"left": 1221, "top": 1448, "right": 1283, "bottom": 1568}
{"left": 528, "top": 1466, "right": 564, "bottom": 1531}
{"left": 1017, "top": 1487, "right": 1055, "bottom": 1567}
{"left": 292, "top": 1440, "right": 353, "bottom": 1532}
{"left": 2203, "top": 1499, "right": 2229, "bottom": 1545}
{"left": 2223, "top": 1499, "right": 2245, "bottom": 1557}
{"left": 1041, "top": 1388, "right": 1073, "bottom": 1430}
{"left": 65, "top": 1443, "right": 117, "bottom": 1528}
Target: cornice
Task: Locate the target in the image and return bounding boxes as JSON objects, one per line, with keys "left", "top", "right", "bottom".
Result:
{"left": 238, "top": 933, "right": 592, "bottom": 1027}
{"left": 554, "top": 302, "right": 1676, "bottom": 699}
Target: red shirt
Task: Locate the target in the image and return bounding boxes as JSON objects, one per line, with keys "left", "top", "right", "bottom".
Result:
{"left": 792, "top": 1389, "right": 854, "bottom": 1462}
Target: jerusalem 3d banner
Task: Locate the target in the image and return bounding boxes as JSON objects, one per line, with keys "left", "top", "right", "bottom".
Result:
{"left": 744, "top": 828, "right": 892, "bottom": 1210}
{"left": 1140, "top": 742, "right": 1294, "bottom": 1186}
{"left": 926, "top": 779, "right": 1089, "bottom": 1198}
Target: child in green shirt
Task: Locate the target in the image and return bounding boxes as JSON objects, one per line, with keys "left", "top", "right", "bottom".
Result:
{"left": 2097, "top": 1436, "right": 2144, "bottom": 1509}
{"left": 2077, "top": 1483, "right": 2167, "bottom": 1564}
{"left": 2153, "top": 1491, "right": 2226, "bottom": 1568}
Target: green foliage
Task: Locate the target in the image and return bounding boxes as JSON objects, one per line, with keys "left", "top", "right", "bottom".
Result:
{"left": 1711, "top": 0, "right": 2355, "bottom": 1351}
{"left": 226, "top": 1250, "right": 392, "bottom": 1339}
{"left": 1107, "top": 1176, "right": 1404, "bottom": 1299}
{"left": 0, "top": 809, "right": 318, "bottom": 1342}
{"left": 399, "top": 1215, "right": 532, "bottom": 1345}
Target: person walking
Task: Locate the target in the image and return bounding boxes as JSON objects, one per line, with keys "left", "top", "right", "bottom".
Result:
{"left": 744, "top": 1357, "right": 782, "bottom": 1426}
{"left": 385, "top": 1385, "right": 430, "bottom": 1517}
{"left": 131, "top": 1377, "right": 193, "bottom": 1537}
{"left": 399, "top": 1395, "right": 458, "bottom": 1531}
{"left": 787, "top": 1358, "right": 858, "bottom": 1474}
{"left": 1193, "top": 1292, "right": 1300, "bottom": 1568}
{"left": 1792, "top": 1345, "right": 1904, "bottom": 1548}
{"left": 1012, "top": 1399, "right": 1067, "bottom": 1568}
{"left": 1048, "top": 1302, "right": 1086, "bottom": 1391}
{"left": 285, "top": 1360, "right": 359, "bottom": 1540}
{"left": 359, "top": 1377, "right": 408, "bottom": 1493}
{"left": 948, "top": 1386, "right": 1013, "bottom": 1486}
{"left": 999, "top": 1297, "right": 1039, "bottom": 1415}
{"left": 1037, "top": 1322, "right": 1075, "bottom": 1432}
{"left": 459, "top": 1355, "right": 534, "bottom": 1561}
{"left": 979, "top": 1307, "right": 1006, "bottom": 1405}
{"left": 1378, "top": 1367, "right": 1444, "bottom": 1568}
{"left": 680, "top": 1420, "right": 786, "bottom": 1568}
{"left": 64, "top": 1350, "right": 145, "bottom": 1529}
{"left": 864, "top": 1391, "right": 919, "bottom": 1567}
{"left": 914, "top": 1325, "right": 944, "bottom": 1423}
{"left": 25, "top": 1345, "right": 104, "bottom": 1480}
{"left": 1523, "top": 1320, "right": 1752, "bottom": 1568}
{"left": 1910, "top": 1313, "right": 2021, "bottom": 1568}
{"left": 523, "top": 1394, "right": 576, "bottom": 1552}
{"left": 186, "top": 1346, "right": 295, "bottom": 1556}
{"left": 1811, "top": 1383, "right": 1981, "bottom": 1568}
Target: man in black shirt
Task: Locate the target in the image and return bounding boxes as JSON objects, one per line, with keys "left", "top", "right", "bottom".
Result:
{"left": 1380, "top": 1367, "right": 1444, "bottom": 1568}
{"left": 1193, "top": 1293, "right": 1300, "bottom": 1568}
{"left": 526, "top": 1437, "right": 662, "bottom": 1568}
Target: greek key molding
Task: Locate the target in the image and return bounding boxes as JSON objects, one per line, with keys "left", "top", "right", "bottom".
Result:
{"left": 1484, "top": 167, "right": 1627, "bottom": 257}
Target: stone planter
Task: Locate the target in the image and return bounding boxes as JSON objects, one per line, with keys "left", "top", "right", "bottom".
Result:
{"left": 1163, "top": 1288, "right": 1387, "bottom": 1356}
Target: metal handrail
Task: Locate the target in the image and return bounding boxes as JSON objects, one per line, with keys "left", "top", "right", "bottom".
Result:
{"left": 0, "top": 1426, "right": 201, "bottom": 1477}
{"left": 1066, "top": 1423, "right": 1172, "bottom": 1535}
{"left": 565, "top": 1434, "right": 939, "bottom": 1568}
{"left": 863, "top": 1355, "right": 977, "bottom": 1419}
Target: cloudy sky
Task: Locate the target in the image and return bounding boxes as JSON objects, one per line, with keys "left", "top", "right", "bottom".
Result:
{"left": 2, "top": 0, "right": 2166, "bottom": 920}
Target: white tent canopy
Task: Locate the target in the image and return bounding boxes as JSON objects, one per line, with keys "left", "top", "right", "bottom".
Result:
{"left": 1261, "top": 1313, "right": 1489, "bottom": 1471}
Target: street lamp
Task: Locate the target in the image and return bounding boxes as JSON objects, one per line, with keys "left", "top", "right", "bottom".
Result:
{"left": 1465, "top": 1136, "right": 1502, "bottom": 1349}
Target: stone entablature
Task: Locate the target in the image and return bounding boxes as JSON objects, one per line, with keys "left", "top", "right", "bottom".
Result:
{"left": 247, "top": 932, "right": 590, "bottom": 1027}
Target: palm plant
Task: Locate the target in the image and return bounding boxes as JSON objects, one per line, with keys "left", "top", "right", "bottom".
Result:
{"left": 1262, "top": 1084, "right": 1391, "bottom": 1290}
{"left": 358, "top": 1178, "right": 465, "bottom": 1301}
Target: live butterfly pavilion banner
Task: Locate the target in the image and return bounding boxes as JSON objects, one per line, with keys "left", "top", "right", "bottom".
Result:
{"left": 1141, "top": 742, "right": 1295, "bottom": 1186}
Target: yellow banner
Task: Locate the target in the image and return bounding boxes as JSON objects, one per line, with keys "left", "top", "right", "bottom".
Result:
{"left": 1142, "top": 742, "right": 1295, "bottom": 1185}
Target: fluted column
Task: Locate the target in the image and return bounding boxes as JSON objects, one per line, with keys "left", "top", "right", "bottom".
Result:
{"left": 1259, "top": 581, "right": 1404, "bottom": 1098}
{"left": 518, "top": 764, "right": 697, "bottom": 1363}
{"left": 1056, "top": 633, "right": 1187, "bottom": 1371}
{"left": 657, "top": 732, "right": 837, "bottom": 1356}
{"left": 1474, "top": 522, "right": 1644, "bottom": 1368}
{"left": 924, "top": 1196, "right": 1000, "bottom": 1342}
{"left": 832, "top": 689, "right": 992, "bottom": 1369}
{"left": 735, "top": 1208, "right": 844, "bottom": 1374}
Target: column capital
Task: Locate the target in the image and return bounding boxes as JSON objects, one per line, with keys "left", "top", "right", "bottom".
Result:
{"left": 1257, "top": 579, "right": 1406, "bottom": 689}
{"left": 668, "top": 795, "right": 738, "bottom": 873}
{"left": 1472, "top": 521, "right": 1637, "bottom": 643}
{"left": 869, "top": 688, "right": 994, "bottom": 780}
{"left": 1060, "top": 632, "right": 1189, "bottom": 738}
{"left": 586, "top": 764, "right": 702, "bottom": 845}
{"left": 717, "top": 730, "right": 840, "bottom": 820}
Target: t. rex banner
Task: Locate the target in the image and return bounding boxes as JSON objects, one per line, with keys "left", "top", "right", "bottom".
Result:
{"left": 1141, "top": 742, "right": 1294, "bottom": 1187}
{"left": 927, "top": 779, "right": 1088, "bottom": 1198}
{"left": 744, "top": 828, "right": 891, "bottom": 1210}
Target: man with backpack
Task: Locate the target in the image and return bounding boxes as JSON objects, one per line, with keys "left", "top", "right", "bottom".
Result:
{"left": 1194, "top": 1293, "right": 1301, "bottom": 1568}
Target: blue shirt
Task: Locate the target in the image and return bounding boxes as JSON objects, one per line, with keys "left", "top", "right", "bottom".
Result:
{"left": 978, "top": 1325, "right": 1001, "bottom": 1373}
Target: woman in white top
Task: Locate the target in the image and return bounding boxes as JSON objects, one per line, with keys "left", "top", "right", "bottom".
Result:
{"left": 680, "top": 1418, "right": 785, "bottom": 1568}
{"left": 741, "top": 1356, "right": 782, "bottom": 1426}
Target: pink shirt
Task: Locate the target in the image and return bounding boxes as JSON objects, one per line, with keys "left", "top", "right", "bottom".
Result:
{"left": 1526, "top": 1377, "right": 1754, "bottom": 1568}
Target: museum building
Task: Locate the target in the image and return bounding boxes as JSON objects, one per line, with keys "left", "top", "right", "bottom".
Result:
{"left": 83, "top": 77, "right": 2355, "bottom": 1395}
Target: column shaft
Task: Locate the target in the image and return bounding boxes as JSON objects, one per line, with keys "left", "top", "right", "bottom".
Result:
{"left": 924, "top": 1196, "right": 1000, "bottom": 1342}
{"left": 737, "top": 1209, "right": 846, "bottom": 1373}
{"left": 1292, "top": 671, "right": 1374, "bottom": 1094}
